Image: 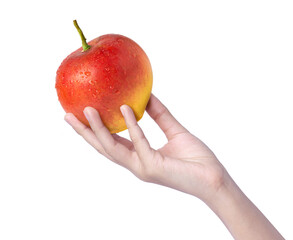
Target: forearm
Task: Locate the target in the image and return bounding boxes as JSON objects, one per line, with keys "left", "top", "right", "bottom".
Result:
{"left": 206, "top": 174, "right": 284, "bottom": 240}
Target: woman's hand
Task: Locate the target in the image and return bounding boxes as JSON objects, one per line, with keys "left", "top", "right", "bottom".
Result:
{"left": 64, "top": 94, "right": 228, "bottom": 203}
{"left": 64, "top": 93, "right": 284, "bottom": 239}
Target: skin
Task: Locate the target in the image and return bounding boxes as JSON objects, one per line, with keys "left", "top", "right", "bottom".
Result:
{"left": 64, "top": 93, "right": 284, "bottom": 240}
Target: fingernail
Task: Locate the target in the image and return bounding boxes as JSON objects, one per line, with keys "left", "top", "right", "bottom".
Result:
{"left": 120, "top": 105, "right": 127, "bottom": 117}
{"left": 83, "top": 108, "right": 90, "bottom": 121}
{"left": 64, "top": 114, "right": 73, "bottom": 126}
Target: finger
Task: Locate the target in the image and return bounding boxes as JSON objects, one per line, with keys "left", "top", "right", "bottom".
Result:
{"left": 64, "top": 113, "right": 113, "bottom": 160}
{"left": 146, "top": 93, "right": 188, "bottom": 141}
{"left": 83, "top": 107, "right": 136, "bottom": 170}
{"left": 120, "top": 105, "right": 155, "bottom": 162}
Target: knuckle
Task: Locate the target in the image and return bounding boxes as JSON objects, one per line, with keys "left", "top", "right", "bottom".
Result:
{"left": 137, "top": 164, "right": 155, "bottom": 183}
{"left": 135, "top": 151, "right": 160, "bottom": 183}
{"left": 131, "top": 135, "right": 140, "bottom": 145}
{"left": 128, "top": 123, "right": 138, "bottom": 134}
{"left": 104, "top": 141, "right": 118, "bottom": 155}
{"left": 95, "top": 147, "right": 103, "bottom": 155}
{"left": 129, "top": 127, "right": 145, "bottom": 145}
{"left": 91, "top": 124, "right": 103, "bottom": 136}
{"left": 78, "top": 125, "right": 90, "bottom": 136}
{"left": 154, "top": 107, "right": 169, "bottom": 122}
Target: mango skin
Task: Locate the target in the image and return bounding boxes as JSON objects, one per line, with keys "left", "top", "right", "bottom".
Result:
{"left": 55, "top": 34, "right": 153, "bottom": 133}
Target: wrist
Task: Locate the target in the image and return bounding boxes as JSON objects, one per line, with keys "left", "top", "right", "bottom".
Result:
{"left": 203, "top": 173, "right": 247, "bottom": 238}
{"left": 204, "top": 172, "right": 240, "bottom": 213}
{"left": 203, "top": 171, "right": 285, "bottom": 239}
{"left": 196, "top": 162, "right": 235, "bottom": 206}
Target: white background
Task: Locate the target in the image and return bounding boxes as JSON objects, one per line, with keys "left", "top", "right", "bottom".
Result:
{"left": 0, "top": 0, "right": 292, "bottom": 239}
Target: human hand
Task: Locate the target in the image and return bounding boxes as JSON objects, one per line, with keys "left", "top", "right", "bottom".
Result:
{"left": 64, "top": 94, "right": 228, "bottom": 203}
{"left": 64, "top": 93, "right": 285, "bottom": 239}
